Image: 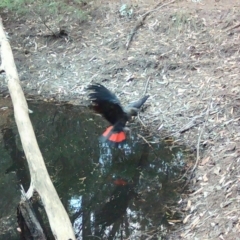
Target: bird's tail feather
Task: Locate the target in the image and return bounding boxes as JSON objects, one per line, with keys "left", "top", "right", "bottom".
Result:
{"left": 126, "top": 95, "right": 149, "bottom": 109}
{"left": 99, "top": 126, "right": 126, "bottom": 147}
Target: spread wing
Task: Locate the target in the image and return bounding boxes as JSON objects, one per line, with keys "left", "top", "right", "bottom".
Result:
{"left": 126, "top": 95, "right": 149, "bottom": 109}
{"left": 87, "top": 83, "right": 125, "bottom": 125}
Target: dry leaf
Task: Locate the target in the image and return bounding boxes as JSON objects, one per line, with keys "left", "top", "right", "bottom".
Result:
{"left": 203, "top": 174, "right": 208, "bottom": 182}
{"left": 185, "top": 200, "right": 191, "bottom": 211}
{"left": 220, "top": 200, "right": 232, "bottom": 208}
{"left": 190, "top": 187, "right": 203, "bottom": 196}
{"left": 168, "top": 219, "right": 182, "bottom": 223}
{"left": 178, "top": 88, "right": 186, "bottom": 94}
{"left": 219, "top": 176, "right": 225, "bottom": 184}
{"left": 203, "top": 191, "right": 208, "bottom": 197}
{"left": 225, "top": 192, "right": 232, "bottom": 198}
{"left": 214, "top": 166, "right": 221, "bottom": 175}
{"left": 225, "top": 143, "right": 236, "bottom": 152}
{"left": 190, "top": 216, "right": 200, "bottom": 229}
{"left": 201, "top": 156, "right": 210, "bottom": 165}
{"left": 183, "top": 214, "right": 192, "bottom": 224}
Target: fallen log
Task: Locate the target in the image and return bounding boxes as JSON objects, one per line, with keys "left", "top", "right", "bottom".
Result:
{"left": 17, "top": 186, "right": 46, "bottom": 240}
{"left": 0, "top": 16, "right": 76, "bottom": 239}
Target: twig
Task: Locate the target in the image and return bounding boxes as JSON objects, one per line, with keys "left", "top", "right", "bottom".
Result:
{"left": 176, "top": 110, "right": 217, "bottom": 135}
{"left": 32, "top": 10, "right": 58, "bottom": 37}
{"left": 125, "top": 17, "right": 146, "bottom": 50}
{"left": 42, "top": 20, "right": 58, "bottom": 37}
{"left": 137, "top": 114, "right": 146, "bottom": 127}
{"left": 225, "top": 22, "right": 240, "bottom": 32}
{"left": 137, "top": 133, "right": 158, "bottom": 158}
{"left": 178, "top": 119, "right": 203, "bottom": 134}
{"left": 143, "top": 76, "right": 150, "bottom": 96}
{"left": 137, "top": 133, "right": 152, "bottom": 147}
{"left": 181, "top": 107, "right": 210, "bottom": 190}
{"left": 137, "top": 77, "right": 150, "bottom": 127}
{"left": 126, "top": 0, "right": 175, "bottom": 50}
{"left": 175, "top": 164, "right": 192, "bottom": 182}
{"left": 191, "top": 107, "right": 210, "bottom": 173}
{"left": 175, "top": 110, "right": 214, "bottom": 181}
{"left": 141, "top": 0, "right": 176, "bottom": 18}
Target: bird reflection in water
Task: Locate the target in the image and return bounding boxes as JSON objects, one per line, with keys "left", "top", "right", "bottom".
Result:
{"left": 94, "top": 178, "right": 138, "bottom": 238}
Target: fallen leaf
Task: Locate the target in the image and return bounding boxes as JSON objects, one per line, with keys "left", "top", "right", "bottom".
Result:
{"left": 220, "top": 200, "right": 232, "bottom": 208}
{"left": 190, "top": 187, "right": 203, "bottom": 196}
{"left": 168, "top": 219, "right": 182, "bottom": 224}
{"left": 225, "top": 143, "right": 236, "bottom": 152}
{"left": 178, "top": 88, "right": 186, "bottom": 93}
{"left": 203, "top": 174, "right": 208, "bottom": 182}
{"left": 185, "top": 200, "right": 191, "bottom": 211}
{"left": 225, "top": 192, "right": 232, "bottom": 198}
{"left": 214, "top": 166, "right": 221, "bottom": 175}
{"left": 203, "top": 191, "right": 208, "bottom": 197}
{"left": 201, "top": 156, "right": 210, "bottom": 165}
{"left": 183, "top": 214, "right": 192, "bottom": 224}
{"left": 190, "top": 216, "right": 200, "bottom": 229}
{"left": 219, "top": 176, "right": 225, "bottom": 184}
{"left": 211, "top": 222, "right": 216, "bottom": 227}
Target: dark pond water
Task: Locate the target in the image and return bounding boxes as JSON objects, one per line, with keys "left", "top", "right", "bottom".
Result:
{"left": 0, "top": 101, "right": 188, "bottom": 240}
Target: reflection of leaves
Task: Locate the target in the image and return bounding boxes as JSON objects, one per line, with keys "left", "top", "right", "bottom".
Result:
{"left": 2, "top": 128, "right": 30, "bottom": 190}
{"left": 26, "top": 102, "right": 187, "bottom": 239}
{"left": 95, "top": 184, "right": 135, "bottom": 228}
{"left": 29, "top": 103, "right": 100, "bottom": 184}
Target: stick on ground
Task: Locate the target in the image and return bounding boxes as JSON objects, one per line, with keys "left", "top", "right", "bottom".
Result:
{"left": 126, "top": 0, "right": 175, "bottom": 50}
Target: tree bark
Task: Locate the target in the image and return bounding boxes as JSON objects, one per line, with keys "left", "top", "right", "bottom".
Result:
{"left": 0, "top": 17, "right": 76, "bottom": 240}
{"left": 17, "top": 187, "right": 46, "bottom": 240}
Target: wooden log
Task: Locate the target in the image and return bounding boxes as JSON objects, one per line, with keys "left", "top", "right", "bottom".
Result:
{"left": 0, "top": 17, "right": 76, "bottom": 239}
{"left": 17, "top": 186, "right": 46, "bottom": 240}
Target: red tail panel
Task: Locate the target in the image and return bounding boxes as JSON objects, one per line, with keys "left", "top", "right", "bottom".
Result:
{"left": 101, "top": 126, "right": 126, "bottom": 146}
{"left": 102, "top": 126, "right": 113, "bottom": 137}
{"left": 108, "top": 131, "right": 126, "bottom": 143}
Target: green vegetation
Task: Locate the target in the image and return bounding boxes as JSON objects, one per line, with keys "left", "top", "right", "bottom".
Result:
{"left": 168, "top": 11, "right": 205, "bottom": 35}
{"left": 0, "top": 0, "right": 90, "bottom": 22}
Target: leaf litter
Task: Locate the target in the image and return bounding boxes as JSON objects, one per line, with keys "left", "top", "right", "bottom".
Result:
{"left": 0, "top": 0, "right": 240, "bottom": 239}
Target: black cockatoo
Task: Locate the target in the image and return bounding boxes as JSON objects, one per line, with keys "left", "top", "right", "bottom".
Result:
{"left": 87, "top": 83, "right": 149, "bottom": 147}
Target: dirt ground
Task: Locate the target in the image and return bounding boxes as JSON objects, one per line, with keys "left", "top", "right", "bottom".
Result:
{"left": 1, "top": 0, "right": 240, "bottom": 239}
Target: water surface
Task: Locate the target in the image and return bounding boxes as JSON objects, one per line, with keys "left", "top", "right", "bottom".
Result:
{"left": 0, "top": 101, "right": 187, "bottom": 239}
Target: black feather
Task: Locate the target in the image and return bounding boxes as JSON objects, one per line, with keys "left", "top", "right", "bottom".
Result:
{"left": 126, "top": 95, "right": 149, "bottom": 109}
{"left": 87, "top": 83, "right": 127, "bottom": 125}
